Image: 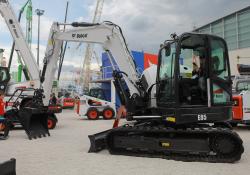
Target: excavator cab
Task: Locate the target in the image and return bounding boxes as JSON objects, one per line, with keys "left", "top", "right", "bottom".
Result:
{"left": 157, "top": 33, "right": 233, "bottom": 124}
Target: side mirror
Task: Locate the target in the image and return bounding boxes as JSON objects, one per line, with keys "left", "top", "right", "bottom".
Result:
{"left": 0, "top": 67, "right": 10, "bottom": 83}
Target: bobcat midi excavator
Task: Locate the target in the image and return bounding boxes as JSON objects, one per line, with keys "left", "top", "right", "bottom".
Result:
{"left": 0, "top": 0, "right": 244, "bottom": 162}
{"left": 36, "top": 19, "right": 244, "bottom": 162}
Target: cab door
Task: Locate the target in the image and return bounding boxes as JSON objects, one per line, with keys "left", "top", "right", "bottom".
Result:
{"left": 208, "top": 36, "right": 232, "bottom": 106}
{"left": 156, "top": 42, "right": 176, "bottom": 107}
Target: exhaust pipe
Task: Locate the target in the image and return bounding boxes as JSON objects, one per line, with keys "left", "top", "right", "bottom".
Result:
{"left": 88, "top": 129, "right": 111, "bottom": 152}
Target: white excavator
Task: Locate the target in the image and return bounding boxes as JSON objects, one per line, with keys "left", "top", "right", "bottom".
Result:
{"left": 0, "top": 0, "right": 244, "bottom": 163}
{"left": 35, "top": 20, "right": 243, "bottom": 162}
{"left": 0, "top": 0, "right": 60, "bottom": 139}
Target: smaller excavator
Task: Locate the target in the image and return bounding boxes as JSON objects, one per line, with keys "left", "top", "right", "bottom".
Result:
{"left": 0, "top": 0, "right": 59, "bottom": 139}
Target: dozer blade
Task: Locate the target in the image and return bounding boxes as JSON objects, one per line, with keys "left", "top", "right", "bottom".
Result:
{"left": 88, "top": 129, "right": 111, "bottom": 152}
{"left": 18, "top": 107, "right": 50, "bottom": 140}
{"left": 0, "top": 158, "right": 16, "bottom": 175}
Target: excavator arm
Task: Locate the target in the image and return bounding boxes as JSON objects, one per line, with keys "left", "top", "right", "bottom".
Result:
{"left": 42, "top": 22, "right": 146, "bottom": 109}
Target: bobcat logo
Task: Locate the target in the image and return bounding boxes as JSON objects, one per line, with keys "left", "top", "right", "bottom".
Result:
{"left": 72, "top": 33, "right": 88, "bottom": 39}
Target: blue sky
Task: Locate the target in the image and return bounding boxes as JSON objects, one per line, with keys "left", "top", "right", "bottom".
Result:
{"left": 1, "top": 0, "right": 97, "bottom": 73}
{"left": 1, "top": 0, "right": 250, "bottom": 75}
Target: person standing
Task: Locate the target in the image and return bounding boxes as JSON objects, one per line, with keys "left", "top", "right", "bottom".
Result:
{"left": 0, "top": 90, "right": 9, "bottom": 138}
{"left": 50, "top": 93, "right": 57, "bottom": 105}
{"left": 0, "top": 90, "right": 5, "bottom": 119}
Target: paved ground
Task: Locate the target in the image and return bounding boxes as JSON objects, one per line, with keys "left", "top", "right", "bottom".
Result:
{"left": 1, "top": 110, "right": 250, "bottom": 175}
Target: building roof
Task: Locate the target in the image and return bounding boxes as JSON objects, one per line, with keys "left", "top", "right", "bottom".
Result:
{"left": 194, "top": 6, "right": 250, "bottom": 31}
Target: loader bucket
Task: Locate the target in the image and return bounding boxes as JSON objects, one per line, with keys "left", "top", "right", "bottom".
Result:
{"left": 0, "top": 158, "right": 16, "bottom": 175}
{"left": 88, "top": 129, "right": 111, "bottom": 152}
{"left": 18, "top": 107, "right": 50, "bottom": 140}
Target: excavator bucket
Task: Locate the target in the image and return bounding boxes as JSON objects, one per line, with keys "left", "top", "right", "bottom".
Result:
{"left": 88, "top": 129, "right": 111, "bottom": 152}
{"left": 18, "top": 107, "right": 50, "bottom": 140}
{"left": 0, "top": 158, "right": 16, "bottom": 175}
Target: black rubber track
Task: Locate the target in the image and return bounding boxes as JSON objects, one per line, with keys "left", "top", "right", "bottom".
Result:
{"left": 106, "top": 125, "right": 244, "bottom": 163}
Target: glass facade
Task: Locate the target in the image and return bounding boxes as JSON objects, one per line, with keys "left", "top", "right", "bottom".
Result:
{"left": 195, "top": 7, "right": 250, "bottom": 51}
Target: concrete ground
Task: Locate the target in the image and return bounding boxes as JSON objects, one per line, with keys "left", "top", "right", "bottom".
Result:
{"left": 1, "top": 109, "right": 250, "bottom": 175}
